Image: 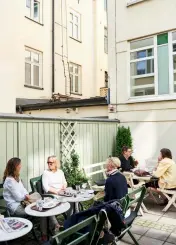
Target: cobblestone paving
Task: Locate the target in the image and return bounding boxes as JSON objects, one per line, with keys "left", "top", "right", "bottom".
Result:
{"left": 134, "top": 218, "right": 176, "bottom": 233}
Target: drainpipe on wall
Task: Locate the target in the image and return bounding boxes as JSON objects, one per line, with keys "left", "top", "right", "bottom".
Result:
{"left": 52, "top": 0, "right": 55, "bottom": 94}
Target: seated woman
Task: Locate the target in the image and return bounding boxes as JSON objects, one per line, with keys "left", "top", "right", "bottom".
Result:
{"left": 104, "top": 157, "right": 128, "bottom": 202}
{"left": 3, "top": 157, "right": 30, "bottom": 217}
{"left": 146, "top": 148, "right": 176, "bottom": 204}
{"left": 42, "top": 155, "right": 67, "bottom": 233}
{"left": 42, "top": 155, "right": 67, "bottom": 194}
{"left": 149, "top": 148, "right": 176, "bottom": 189}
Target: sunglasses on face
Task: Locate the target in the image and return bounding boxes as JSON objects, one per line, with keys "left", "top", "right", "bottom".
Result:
{"left": 47, "top": 162, "right": 54, "bottom": 166}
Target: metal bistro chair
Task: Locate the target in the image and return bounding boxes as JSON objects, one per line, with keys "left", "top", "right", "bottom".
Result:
{"left": 0, "top": 183, "right": 10, "bottom": 217}
{"left": 93, "top": 186, "right": 146, "bottom": 245}
{"left": 50, "top": 215, "right": 98, "bottom": 245}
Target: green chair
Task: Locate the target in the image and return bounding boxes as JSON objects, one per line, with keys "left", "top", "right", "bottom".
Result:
{"left": 117, "top": 186, "right": 147, "bottom": 245}
{"left": 50, "top": 215, "right": 98, "bottom": 245}
{"left": 30, "top": 176, "right": 54, "bottom": 199}
{"left": 93, "top": 186, "right": 146, "bottom": 245}
{"left": 0, "top": 183, "right": 10, "bottom": 217}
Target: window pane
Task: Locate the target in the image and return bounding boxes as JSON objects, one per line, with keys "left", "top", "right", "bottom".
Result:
{"left": 130, "top": 38, "right": 153, "bottom": 50}
{"left": 25, "top": 63, "right": 31, "bottom": 85}
{"left": 25, "top": 50, "right": 31, "bottom": 61}
{"left": 70, "top": 22, "right": 73, "bottom": 37}
{"left": 173, "top": 55, "right": 176, "bottom": 70}
{"left": 172, "top": 32, "right": 176, "bottom": 41}
{"left": 69, "top": 65, "right": 73, "bottom": 73}
{"left": 70, "top": 13, "right": 73, "bottom": 21}
{"left": 75, "top": 76, "right": 79, "bottom": 92}
{"left": 34, "top": 1, "right": 40, "bottom": 22}
{"left": 130, "top": 48, "right": 153, "bottom": 60}
{"left": 131, "top": 76, "right": 154, "bottom": 87}
{"left": 174, "top": 73, "right": 176, "bottom": 92}
{"left": 33, "top": 65, "right": 39, "bottom": 86}
{"left": 26, "top": 0, "right": 31, "bottom": 8}
{"left": 131, "top": 59, "right": 154, "bottom": 76}
{"left": 104, "top": 0, "right": 107, "bottom": 11}
{"left": 75, "top": 15, "right": 78, "bottom": 23}
{"left": 131, "top": 87, "right": 155, "bottom": 97}
{"left": 75, "top": 24, "right": 78, "bottom": 39}
{"left": 75, "top": 67, "right": 78, "bottom": 74}
{"left": 70, "top": 74, "right": 73, "bottom": 92}
{"left": 33, "top": 53, "right": 39, "bottom": 63}
{"left": 174, "top": 73, "right": 176, "bottom": 81}
{"left": 173, "top": 44, "right": 176, "bottom": 52}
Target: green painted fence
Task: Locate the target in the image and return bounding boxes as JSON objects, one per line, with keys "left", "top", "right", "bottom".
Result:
{"left": 0, "top": 115, "right": 118, "bottom": 190}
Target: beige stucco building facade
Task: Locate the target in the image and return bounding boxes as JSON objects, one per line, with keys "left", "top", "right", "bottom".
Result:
{"left": 108, "top": 0, "right": 176, "bottom": 164}
{"left": 0, "top": 0, "right": 108, "bottom": 115}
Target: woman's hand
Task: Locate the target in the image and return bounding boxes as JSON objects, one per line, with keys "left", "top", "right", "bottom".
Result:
{"left": 25, "top": 194, "right": 30, "bottom": 201}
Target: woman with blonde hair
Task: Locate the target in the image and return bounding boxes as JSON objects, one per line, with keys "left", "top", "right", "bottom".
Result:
{"left": 42, "top": 155, "right": 67, "bottom": 194}
{"left": 104, "top": 157, "right": 128, "bottom": 202}
{"left": 41, "top": 156, "right": 68, "bottom": 239}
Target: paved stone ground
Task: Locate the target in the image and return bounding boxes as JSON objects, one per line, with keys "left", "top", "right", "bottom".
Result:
{"left": 118, "top": 198, "right": 176, "bottom": 245}
{"left": 2, "top": 197, "right": 176, "bottom": 245}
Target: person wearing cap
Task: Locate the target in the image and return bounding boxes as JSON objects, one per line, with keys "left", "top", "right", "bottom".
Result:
{"left": 104, "top": 157, "right": 128, "bottom": 202}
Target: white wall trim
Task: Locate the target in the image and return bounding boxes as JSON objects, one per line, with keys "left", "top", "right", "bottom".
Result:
{"left": 127, "top": 0, "right": 146, "bottom": 7}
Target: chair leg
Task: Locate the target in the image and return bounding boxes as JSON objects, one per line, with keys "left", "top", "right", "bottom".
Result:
{"left": 128, "top": 230, "right": 139, "bottom": 245}
{"left": 141, "top": 202, "right": 148, "bottom": 213}
{"left": 162, "top": 194, "right": 176, "bottom": 212}
{"left": 139, "top": 207, "right": 144, "bottom": 216}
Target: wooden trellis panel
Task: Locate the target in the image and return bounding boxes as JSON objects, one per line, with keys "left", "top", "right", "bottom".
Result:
{"left": 60, "top": 121, "right": 77, "bottom": 163}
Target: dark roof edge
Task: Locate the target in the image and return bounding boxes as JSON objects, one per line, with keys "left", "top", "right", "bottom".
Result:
{"left": 16, "top": 97, "right": 108, "bottom": 111}
{"left": 0, "top": 113, "right": 120, "bottom": 123}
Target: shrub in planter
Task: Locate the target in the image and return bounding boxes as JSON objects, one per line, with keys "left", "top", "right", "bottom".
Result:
{"left": 62, "top": 153, "right": 88, "bottom": 188}
{"left": 116, "top": 126, "right": 133, "bottom": 157}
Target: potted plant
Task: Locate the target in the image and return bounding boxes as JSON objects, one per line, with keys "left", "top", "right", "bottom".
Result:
{"left": 62, "top": 153, "right": 88, "bottom": 189}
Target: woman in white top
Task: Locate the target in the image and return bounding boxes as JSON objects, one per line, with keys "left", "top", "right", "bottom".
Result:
{"left": 3, "top": 157, "right": 29, "bottom": 217}
{"left": 41, "top": 156, "right": 67, "bottom": 237}
{"left": 42, "top": 155, "right": 67, "bottom": 194}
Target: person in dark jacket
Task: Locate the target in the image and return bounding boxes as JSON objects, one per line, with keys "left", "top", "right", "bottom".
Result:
{"left": 104, "top": 157, "right": 128, "bottom": 202}
{"left": 119, "top": 146, "right": 134, "bottom": 172}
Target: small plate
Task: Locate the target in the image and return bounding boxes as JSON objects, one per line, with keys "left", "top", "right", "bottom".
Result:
{"left": 87, "top": 190, "right": 94, "bottom": 194}
{"left": 43, "top": 202, "right": 56, "bottom": 209}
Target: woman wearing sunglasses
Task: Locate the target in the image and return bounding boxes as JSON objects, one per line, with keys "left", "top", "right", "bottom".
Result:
{"left": 42, "top": 155, "right": 67, "bottom": 194}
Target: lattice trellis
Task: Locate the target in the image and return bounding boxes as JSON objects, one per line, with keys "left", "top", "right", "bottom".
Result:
{"left": 60, "top": 122, "right": 77, "bottom": 163}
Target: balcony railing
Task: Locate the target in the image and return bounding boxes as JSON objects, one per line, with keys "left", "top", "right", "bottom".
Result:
{"left": 100, "top": 87, "right": 108, "bottom": 97}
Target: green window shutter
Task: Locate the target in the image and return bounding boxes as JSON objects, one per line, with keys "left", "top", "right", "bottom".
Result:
{"left": 157, "top": 33, "right": 168, "bottom": 45}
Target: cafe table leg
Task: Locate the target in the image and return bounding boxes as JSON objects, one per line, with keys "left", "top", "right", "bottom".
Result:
{"left": 75, "top": 202, "right": 79, "bottom": 213}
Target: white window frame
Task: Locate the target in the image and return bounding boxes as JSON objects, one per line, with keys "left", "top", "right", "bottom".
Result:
{"left": 128, "top": 31, "right": 176, "bottom": 101}
{"left": 130, "top": 38, "right": 155, "bottom": 98}
{"left": 69, "top": 63, "right": 81, "bottom": 94}
{"left": 25, "top": 47, "right": 43, "bottom": 88}
{"left": 69, "top": 9, "right": 81, "bottom": 41}
{"left": 25, "top": 0, "right": 43, "bottom": 23}
{"left": 171, "top": 32, "right": 176, "bottom": 93}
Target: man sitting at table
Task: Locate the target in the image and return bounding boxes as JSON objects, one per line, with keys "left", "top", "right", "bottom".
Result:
{"left": 104, "top": 157, "right": 128, "bottom": 202}
{"left": 119, "top": 146, "right": 136, "bottom": 172}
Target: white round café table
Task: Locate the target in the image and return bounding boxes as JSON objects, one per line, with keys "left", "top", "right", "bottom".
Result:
{"left": 25, "top": 202, "right": 70, "bottom": 217}
{"left": 56, "top": 191, "right": 94, "bottom": 213}
{"left": 25, "top": 201, "right": 70, "bottom": 239}
{"left": 0, "top": 217, "right": 32, "bottom": 244}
